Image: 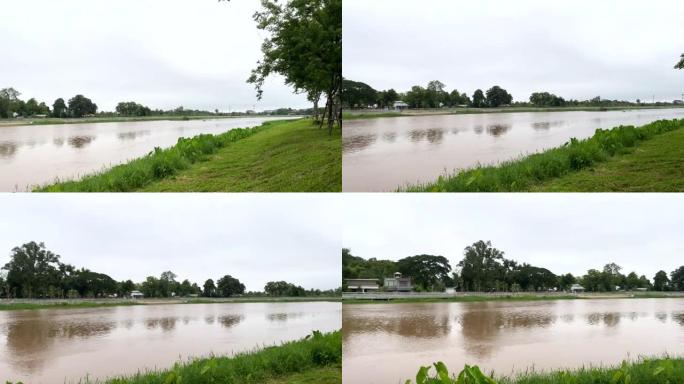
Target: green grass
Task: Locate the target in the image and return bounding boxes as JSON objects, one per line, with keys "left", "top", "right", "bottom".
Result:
{"left": 141, "top": 119, "right": 340, "bottom": 192}
{"left": 37, "top": 119, "right": 341, "bottom": 192}
{"left": 0, "top": 301, "right": 141, "bottom": 311}
{"left": 535, "top": 126, "right": 684, "bottom": 191}
{"left": 402, "top": 119, "right": 684, "bottom": 192}
{"left": 265, "top": 366, "right": 341, "bottom": 384}
{"left": 408, "top": 358, "right": 684, "bottom": 384}
{"left": 92, "top": 330, "right": 341, "bottom": 384}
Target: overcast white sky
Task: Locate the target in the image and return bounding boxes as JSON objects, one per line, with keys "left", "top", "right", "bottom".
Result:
{"left": 343, "top": 194, "right": 684, "bottom": 280}
{"left": 0, "top": 194, "right": 341, "bottom": 291}
{"left": 343, "top": 0, "right": 684, "bottom": 103}
{"left": 0, "top": 0, "right": 309, "bottom": 112}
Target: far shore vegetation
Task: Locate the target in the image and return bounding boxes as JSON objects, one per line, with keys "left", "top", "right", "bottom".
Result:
{"left": 342, "top": 78, "right": 684, "bottom": 111}
{"left": 0, "top": 87, "right": 309, "bottom": 127}
{"left": 343, "top": 104, "right": 684, "bottom": 120}
{"left": 36, "top": 118, "right": 341, "bottom": 192}
{"left": 343, "top": 243, "right": 684, "bottom": 296}
{"left": 406, "top": 357, "right": 684, "bottom": 384}
{"left": 0, "top": 242, "right": 341, "bottom": 308}
{"left": 399, "top": 118, "right": 684, "bottom": 192}
{"left": 0, "top": 331, "right": 341, "bottom": 384}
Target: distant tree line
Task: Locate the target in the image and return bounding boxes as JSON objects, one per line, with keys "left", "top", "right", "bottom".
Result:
{"left": 342, "top": 79, "right": 683, "bottom": 110}
{"left": 1, "top": 86, "right": 314, "bottom": 120}
{"left": 343, "top": 242, "right": 684, "bottom": 293}
{"left": 0, "top": 242, "right": 339, "bottom": 299}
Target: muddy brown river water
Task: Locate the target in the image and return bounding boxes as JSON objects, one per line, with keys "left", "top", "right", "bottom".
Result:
{"left": 342, "top": 108, "right": 684, "bottom": 191}
{"left": 342, "top": 299, "right": 684, "bottom": 383}
{"left": 0, "top": 116, "right": 297, "bottom": 191}
{"left": 0, "top": 302, "right": 340, "bottom": 383}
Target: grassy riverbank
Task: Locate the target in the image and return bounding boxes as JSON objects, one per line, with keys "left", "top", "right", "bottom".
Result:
{"left": 535, "top": 125, "right": 684, "bottom": 191}
{"left": 97, "top": 331, "right": 340, "bottom": 384}
{"left": 402, "top": 118, "right": 684, "bottom": 192}
{"left": 408, "top": 357, "right": 684, "bottom": 384}
{"left": 344, "top": 105, "right": 684, "bottom": 120}
{"left": 343, "top": 291, "right": 683, "bottom": 304}
{"left": 0, "top": 297, "right": 341, "bottom": 311}
{"left": 0, "top": 115, "right": 274, "bottom": 127}
{"left": 37, "top": 119, "right": 341, "bottom": 192}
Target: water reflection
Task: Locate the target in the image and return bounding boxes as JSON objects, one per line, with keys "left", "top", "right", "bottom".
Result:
{"left": 67, "top": 135, "right": 95, "bottom": 149}
{"left": 343, "top": 299, "right": 684, "bottom": 383}
{"left": 0, "top": 142, "right": 18, "bottom": 159}
{"left": 531, "top": 121, "right": 563, "bottom": 130}
{"left": 342, "top": 108, "right": 684, "bottom": 191}
{"left": 343, "top": 133, "right": 377, "bottom": 152}
{"left": 486, "top": 124, "right": 510, "bottom": 137}
{"left": 145, "top": 317, "right": 178, "bottom": 332}
{"left": 266, "top": 312, "right": 304, "bottom": 322}
{"left": 52, "top": 137, "right": 65, "bottom": 147}
{"left": 118, "top": 130, "right": 151, "bottom": 141}
{"left": 382, "top": 131, "right": 397, "bottom": 143}
{"left": 3, "top": 315, "right": 116, "bottom": 373}
{"left": 218, "top": 314, "right": 244, "bottom": 328}
{"left": 0, "top": 117, "right": 295, "bottom": 191}
{"left": 0, "top": 301, "right": 340, "bottom": 384}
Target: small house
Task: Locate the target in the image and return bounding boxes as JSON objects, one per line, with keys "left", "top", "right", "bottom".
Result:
{"left": 345, "top": 278, "right": 379, "bottom": 293}
{"left": 393, "top": 101, "right": 409, "bottom": 111}
{"left": 130, "top": 290, "right": 144, "bottom": 299}
{"left": 570, "top": 284, "right": 585, "bottom": 293}
{"left": 384, "top": 272, "right": 412, "bottom": 292}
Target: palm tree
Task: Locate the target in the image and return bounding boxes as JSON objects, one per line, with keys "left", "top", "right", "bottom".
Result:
{"left": 676, "top": 53, "right": 684, "bottom": 69}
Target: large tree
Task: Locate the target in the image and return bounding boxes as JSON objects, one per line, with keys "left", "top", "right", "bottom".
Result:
{"left": 675, "top": 53, "right": 684, "bottom": 69}
{"left": 458, "top": 240, "right": 505, "bottom": 291}
{"left": 671, "top": 266, "right": 684, "bottom": 291}
{"left": 203, "top": 279, "right": 216, "bottom": 297}
{"left": 342, "top": 79, "right": 377, "bottom": 108}
{"left": 0, "top": 87, "right": 22, "bottom": 118}
{"left": 52, "top": 98, "right": 68, "bottom": 118}
{"left": 397, "top": 254, "right": 451, "bottom": 290}
{"left": 67, "top": 94, "right": 97, "bottom": 117}
{"left": 264, "top": 280, "right": 305, "bottom": 296}
{"left": 2, "top": 241, "right": 63, "bottom": 298}
{"left": 216, "top": 275, "right": 245, "bottom": 297}
{"left": 653, "top": 270, "right": 669, "bottom": 291}
{"left": 471, "top": 89, "right": 486, "bottom": 108}
{"left": 247, "top": 0, "right": 341, "bottom": 133}
{"left": 485, "top": 86, "right": 513, "bottom": 107}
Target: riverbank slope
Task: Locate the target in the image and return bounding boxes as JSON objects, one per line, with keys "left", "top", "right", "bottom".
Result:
{"left": 98, "top": 330, "right": 341, "bottom": 384}
{"left": 37, "top": 119, "right": 341, "bottom": 192}
{"left": 402, "top": 118, "right": 684, "bottom": 192}
{"left": 407, "top": 358, "right": 684, "bottom": 384}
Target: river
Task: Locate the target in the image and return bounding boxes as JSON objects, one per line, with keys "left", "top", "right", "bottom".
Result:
{"left": 0, "top": 117, "right": 297, "bottom": 191}
{"left": 342, "top": 108, "right": 684, "bottom": 191}
{"left": 0, "top": 301, "right": 340, "bottom": 383}
{"left": 342, "top": 299, "right": 684, "bottom": 383}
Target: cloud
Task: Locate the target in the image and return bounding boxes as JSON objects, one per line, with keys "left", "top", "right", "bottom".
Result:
{"left": 0, "top": 194, "right": 342, "bottom": 291}
{"left": 343, "top": 0, "right": 684, "bottom": 102}
{"left": 0, "top": 0, "right": 309, "bottom": 111}
{"left": 342, "top": 194, "right": 684, "bottom": 279}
